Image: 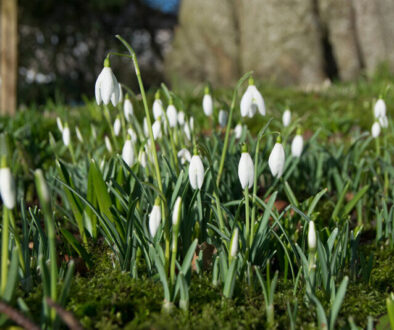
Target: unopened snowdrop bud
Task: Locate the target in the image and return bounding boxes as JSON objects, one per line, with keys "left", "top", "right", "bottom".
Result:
{"left": 374, "top": 98, "right": 386, "bottom": 118}
{"left": 56, "top": 117, "right": 63, "bottom": 133}
{"left": 218, "top": 110, "right": 228, "bottom": 128}
{"left": 105, "top": 136, "right": 112, "bottom": 153}
{"left": 189, "top": 149, "right": 204, "bottom": 190}
{"left": 184, "top": 124, "right": 191, "bottom": 141}
{"left": 238, "top": 144, "right": 254, "bottom": 190}
{"left": 177, "top": 111, "right": 185, "bottom": 126}
{"left": 203, "top": 86, "right": 213, "bottom": 116}
{"left": 240, "top": 77, "right": 266, "bottom": 118}
{"left": 75, "top": 126, "right": 83, "bottom": 143}
{"left": 268, "top": 137, "right": 285, "bottom": 178}
{"left": 379, "top": 115, "right": 388, "bottom": 128}
{"left": 113, "top": 117, "right": 121, "bottom": 136}
{"left": 127, "top": 128, "right": 137, "bottom": 143}
{"left": 177, "top": 148, "right": 191, "bottom": 165}
{"left": 123, "top": 96, "right": 134, "bottom": 122}
{"left": 34, "top": 169, "right": 50, "bottom": 205}
{"left": 149, "top": 198, "right": 161, "bottom": 237}
{"left": 152, "top": 119, "right": 162, "bottom": 140}
{"left": 371, "top": 121, "right": 381, "bottom": 138}
{"left": 189, "top": 117, "right": 194, "bottom": 131}
{"left": 166, "top": 101, "right": 178, "bottom": 128}
{"left": 95, "top": 58, "right": 119, "bottom": 106}
{"left": 0, "top": 159, "right": 16, "bottom": 209}
{"left": 308, "top": 221, "right": 316, "bottom": 252}
{"left": 153, "top": 91, "right": 164, "bottom": 120}
{"left": 230, "top": 228, "right": 239, "bottom": 258}
{"left": 234, "top": 123, "right": 243, "bottom": 139}
{"left": 111, "top": 82, "right": 121, "bottom": 106}
{"left": 172, "top": 196, "right": 182, "bottom": 227}
{"left": 122, "top": 138, "right": 134, "bottom": 167}
{"left": 138, "top": 149, "right": 147, "bottom": 168}
{"left": 62, "top": 124, "right": 70, "bottom": 147}
{"left": 282, "top": 109, "right": 291, "bottom": 127}
{"left": 143, "top": 117, "right": 149, "bottom": 137}
{"left": 291, "top": 128, "right": 303, "bottom": 158}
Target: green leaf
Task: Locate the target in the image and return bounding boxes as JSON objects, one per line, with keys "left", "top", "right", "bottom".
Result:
{"left": 223, "top": 258, "right": 238, "bottom": 299}
{"left": 329, "top": 276, "right": 348, "bottom": 330}
{"left": 342, "top": 185, "right": 369, "bottom": 218}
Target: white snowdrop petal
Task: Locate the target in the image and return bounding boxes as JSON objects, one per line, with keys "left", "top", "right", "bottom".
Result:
{"left": 371, "top": 122, "right": 381, "bottom": 138}
{"left": 188, "top": 155, "right": 205, "bottom": 190}
{"left": 291, "top": 135, "right": 303, "bottom": 158}
{"left": 282, "top": 110, "right": 291, "bottom": 127}
{"left": 122, "top": 140, "right": 134, "bottom": 167}
{"left": 238, "top": 152, "right": 254, "bottom": 189}
{"left": 374, "top": 99, "right": 386, "bottom": 118}
{"left": 124, "top": 99, "right": 134, "bottom": 122}
{"left": 114, "top": 118, "right": 121, "bottom": 136}
{"left": 0, "top": 168, "right": 16, "bottom": 209}
{"left": 268, "top": 143, "right": 285, "bottom": 178}
{"left": 62, "top": 127, "right": 70, "bottom": 146}
{"left": 149, "top": 205, "right": 161, "bottom": 237}
{"left": 308, "top": 221, "right": 316, "bottom": 250}
{"left": 166, "top": 104, "right": 178, "bottom": 128}
{"left": 203, "top": 94, "right": 213, "bottom": 116}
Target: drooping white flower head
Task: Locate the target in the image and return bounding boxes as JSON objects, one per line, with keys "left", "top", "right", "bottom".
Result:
{"left": 291, "top": 128, "right": 304, "bottom": 158}
{"left": 62, "top": 124, "right": 70, "bottom": 147}
{"left": 282, "top": 109, "right": 291, "bottom": 127}
{"left": 152, "top": 119, "right": 162, "bottom": 140}
{"left": 230, "top": 227, "right": 239, "bottom": 258}
{"left": 0, "top": 163, "right": 16, "bottom": 209}
{"left": 189, "top": 150, "right": 204, "bottom": 190}
{"left": 240, "top": 78, "right": 266, "bottom": 118}
{"left": 177, "top": 148, "right": 192, "bottom": 165}
{"left": 138, "top": 149, "right": 147, "bottom": 168}
{"left": 308, "top": 221, "right": 316, "bottom": 251}
{"left": 203, "top": 87, "right": 213, "bottom": 116}
{"left": 166, "top": 102, "right": 178, "bottom": 128}
{"left": 177, "top": 111, "right": 185, "bottom": 126}
{"left": 149, "top": 201, "right": 161, "bottom": 237}
{"left": 218, "top": 110, "right": 228, "bottom": 128}
{"left": 75, "top": 126, "right": 84, "bottom": 143}
{"left": 127, "top": 128, "right": 138, "bottom": 143}
{"left": 114, "top": 117, "right": 121, "bottom": 136}
{"left": 172, "top": 196, "right": 182, "bottom": 226}
{"left": 371, "top": 121, "right": 381, "bottom": 138}
{"left": 268, "top": 138, "right": 285, "bottom": 178}
{"left": 122, "top": 138, "right": 134, "bottom": 167}
{"left": 95, "top": 58, "right": 120, "bottom": 106}
{"left": 111, "top": 82, "right": 121, "bottom": 107}
{"left": 56, "top": 117, "right": 63, "bottom": 133}
{"left": 234, "top": 123, "right": 243, "bottom": 139}
{"left": 238, "top": 144, "right": 254, "bottom": 190}
{"left": 379, "top": 115, "right": 388, "bottom": 128}
{"left": 153, "top": 91, "right": 164, "bottom": 120}
{"left": 105, "top": 135, "right": 112, "bottom": 153}
{"left": 374, "top": 98, "right": 386, "bottom": 119}
{"left": 123, "top": 96, "right": 134, "bottom": 122}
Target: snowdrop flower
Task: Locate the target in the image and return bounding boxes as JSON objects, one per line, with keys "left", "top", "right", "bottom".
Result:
{"left": 218, "top": 110, "right": 228, "bottom": 128}
{"left": 113, "top": 117, "right": 121, "bottom": 136}
{"left": 0, "top": 164, "right": 16, "bottom": 209}
{"left": 153, "top": 91, "right": 164, "bottom": 120}
{"left": 166, "top": 102, "right": 178, "bottom": 128}
{"left": 282, "top": 109, "right": 291, "bottom": 127}
{"left": 379, "top": 115, "right": 388, "bottom": 128}
{"left": 75, "top": 126, "right": 83, "bottom": 143}
{"left": 111, "top": 82, "right": 122, "bottom": 106}
{"left": 371, "top": 121, "right": 381, "bottom": 138}
{"left": 374, "top": 98, "right": 386, "bottom": 119}
{"left": 56, "top": 117, "right": 63, "bottom": 132}
{"left": 143, "top": 117, "right": 149, "bottom": 137}
{"left": 203, "top": 86, "right": 213, "bottom": 116}
{"left": 230, "top": 228, "right": 239, "bottom": 258}
{"left": 138, "top": 149, "right": 147, "bottom": 168}
{"left": 178, "top": 148, "right": 191, "bottom": 165}
{"left": 234, "top": 123, "right": 243, "bottom": 139}
{"left": 105, "top": 136, "right": 112, "bottom": 153}
{"left": 189, "top": 149, "right": 204, "bottom": 190}
{"left": 95, "top": 58, "right": 120, "bottom": 106}
{"left": 184, "top": 123, "right": 191, "bottom": 141}
{"left": 127, "top": 128, "right": 137, "bottom": 143}
{"left": 268, "top": 137, "right": 285, "bottom": 178}
{"left": 240, "top": 77, "right": 266, "bottom": 117}
{"left": 152, "top": 119, "right": 162, "bottom": 140}
{"left": 123, "top": 96, "right": 133, "bottom": 122}
{"left": 172, "top": 196, "right": 182, "bottom": 226}
{"left": 291, "top": 129, "right": 303, "bottom": 158}
{"left": 149, "top": 199, "right": 161, "bottom": 237}
{"left": 308, "top": 221, "right": 316, "bottom": 251}
{"left": 62, "top": 124, "right": 70, "bottom": 147}
{"left": 122, "top": 138, "right": 134, "bottom": 167}
{"left": 238, "top": 144, "right": 254, "bottom": 190}
{"left": 177, "top": 111, "right": 185, "bottom": 126}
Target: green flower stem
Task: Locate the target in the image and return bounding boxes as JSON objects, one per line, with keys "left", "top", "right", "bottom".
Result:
{"left": 8, "top": 211, "right": 26, "bottom": 273}
{"left": 244, "top": 187, "right": 250, "bottom": 247}
{"left": 1, "top": 207, "right": 9, "bottom": 295}
{"left": 68, "top": 143, "right": 76, "bottom": 164}
{"left": 115, "top": 35, "right": 169, "bottom": 270}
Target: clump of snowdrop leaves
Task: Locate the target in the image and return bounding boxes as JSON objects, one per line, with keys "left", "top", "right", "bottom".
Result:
{"left": 282, "top": 109, "right": 291, "bottom": 127}
{"left": 291, "top": 128, "right": 303, "bottom": 158}
{"left": 238, "top": 144, "right": 254, "bottom": 190}
{"left": 268, "top": 137, "right": 285, "bottom": 178}
{"left": 240, "top": 77, "right": 266, "bottom": 118}
{"left": 203, "top": 86, "right": 213, "bottom": 117}
{"left": 188, "top": 148, "right": 204, "bottom": 190}
{"left": 0, "top": 158, "right": 16, "bottom": 209}
{"left": 95, "top": 58, "right": 120, "bottom": 106}
{"left": 371, "top": 121, "right": 381, "bottom": 138}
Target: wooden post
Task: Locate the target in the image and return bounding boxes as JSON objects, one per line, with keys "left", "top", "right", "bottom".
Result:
{"left": 1, "top": 0, "right": 18, "bottom": 115}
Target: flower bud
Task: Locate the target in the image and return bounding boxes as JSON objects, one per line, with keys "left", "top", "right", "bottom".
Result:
{"left": 75, "top": 126, "right": 83, "bottom": 143}
{"left": 124, "top": 97, "right": 134, "bottom": 122}
{"left": 62, "top": 125, "right": 70, "bottom": 147}
{"left": 105, "top": 135, "right": 112, "bottom": 153}
{"left": 268, "top": 138, "right": 285, "bottom": 178}
{"left": 234, "top": 123, "right": 243, "bottom": 139}
{"left": 188, "top": 153, "right": 204, "bottom": 190}
{"left": 166, "top": 103, "right": 178, "bottom": 128}
{"left": 56, "top": 117, "right": 63, "bottom": 133}
{"left": 138, "top": 149, "right": 147, "bottom": 168}
{"left": 371, "top": 121, "right": 381, "bottom": 138}
{"left": 374, "top": 98, "right": 386, "bottom": 118}
{"left": 238, "top": 145, "right": 254, "bottom": 190}
{"left": 113, "top": 117, "right": 121, "bottom": 136}
{"left": 282, "top": 109, "right": 291, "bottom": 127}
{"left": 122, "top": 138, "right": 134, "bottom": 167}
{"left": 0, "top": 165, "right": 16, "bottom": 209}
{"left": 218, "top": 110, "right": 228, "bottom": 128}
{"left": 149, "top": 201, "right": 161, "bottom": 237}
{"left": 203, "top": 87, "right": 213, "bottom": 117}
{"left": 177, "top": 111, "right": 185, "bottom": 126}
{"left": 230, "top": 228, "right": 239, "bottom": 258}
{"left": 172, "top": 196, "right": 182, "bottom": 226}
{"left": 153, "top": 92, "right": 164, "bottom": 120}
{"left": 291, "top": 134, "right": 303, "bottom": 158}
{"left": 308, "top": 221, "right": 316, "bottom": 251}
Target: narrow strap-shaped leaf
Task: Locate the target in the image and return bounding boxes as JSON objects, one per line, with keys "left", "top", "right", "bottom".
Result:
{"left": 329, "top": 276, "right": 348, "bottom": 330}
